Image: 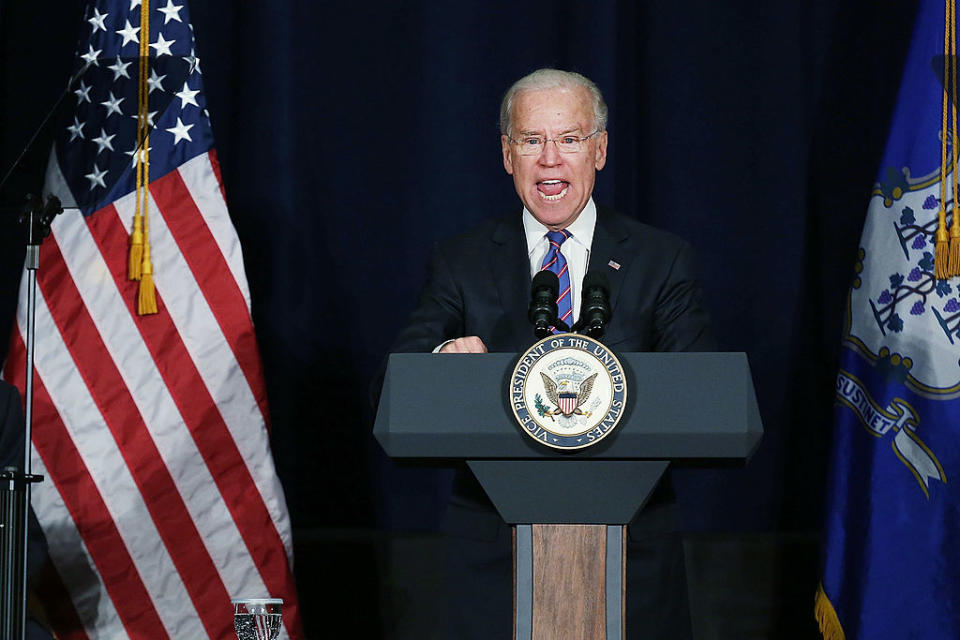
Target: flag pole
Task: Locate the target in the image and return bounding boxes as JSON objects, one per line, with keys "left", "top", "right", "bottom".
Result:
{"left": 0, "top": 195, "right": 58, "bottom": 640}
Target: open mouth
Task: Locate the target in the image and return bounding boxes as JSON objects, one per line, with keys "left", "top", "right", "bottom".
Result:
{"left": 537, "top": 179, "right": 569, "bottom": 201}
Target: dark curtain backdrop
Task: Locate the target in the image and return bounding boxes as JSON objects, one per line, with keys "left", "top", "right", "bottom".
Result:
{"left": 0, "top": 0, "right": 917, "bottom": 635}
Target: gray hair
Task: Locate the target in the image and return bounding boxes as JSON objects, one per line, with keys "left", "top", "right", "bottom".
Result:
{"left": 499, "top": 68, "right": 609, "bottom": 136}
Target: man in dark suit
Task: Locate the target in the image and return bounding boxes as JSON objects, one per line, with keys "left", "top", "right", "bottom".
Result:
{"left": 390, "top": 69, "right": 713, "bottom": 638}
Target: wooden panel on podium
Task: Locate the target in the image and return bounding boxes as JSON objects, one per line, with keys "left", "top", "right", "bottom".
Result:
{"left": 514, "top": 524, "right": 626, "bottom": 640}
{"left": 532, "top": 524, "right": 608, "bottom": 639}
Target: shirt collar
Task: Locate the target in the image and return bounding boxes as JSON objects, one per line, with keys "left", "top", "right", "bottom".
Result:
{"left": 521, "top": 198, "right": 597, "bottom": 255}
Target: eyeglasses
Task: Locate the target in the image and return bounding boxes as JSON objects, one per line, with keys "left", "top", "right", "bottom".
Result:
{"left": 507, "top": 130, "right": 601, "bottom": 156}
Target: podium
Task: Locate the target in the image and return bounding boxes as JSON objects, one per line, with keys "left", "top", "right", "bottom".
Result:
{"left": 374, "top": 351, "right": 762, "bottom": 639}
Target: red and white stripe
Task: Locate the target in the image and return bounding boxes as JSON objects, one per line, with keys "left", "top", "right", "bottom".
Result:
{"left": 558, "top": 395, "right": 577, "bottom": 416}
{"left": 4, "top": 151, "right": 302, "bottom": 638}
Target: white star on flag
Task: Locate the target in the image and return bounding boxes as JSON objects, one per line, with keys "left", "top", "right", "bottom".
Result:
{"left": 166, "top": 117, "right": 194, "bottom": 144}
{"left": 80, "top": 44, "right": 101, "bottom": 67}
{"left": 124, "top": 143, "right": 152, "bottom": 168}
{"left": 66, "top": 116, "right": 85, "bottom": 141}
{"left": 158, "top": 0, "right": 184, "bottom": 24}
{"left": 150, "top": 33, "right": 175, "bottom": 57}
{"left": 175, "top": 82, "right": 200, "bottom": 109}
{"left": 87, "top": 7, "right": 108, "bottom": 33}
{"left": 129, "top": 0, "right": 141, "bottom": 9}
{"left": 186, "top": 53, "right": 202, "bottom": 75}
{"left": 92, "top": 128, "right": 116, "bottom": 155}
{"left": 147, "top": 68, "right": 167, "bottom": 94}
{"left": 84, "top": 164, "right": 107, "bottom": 189}
{"left": 100, "top": 91, "right": 125, "bottom": 117}
{"left": 107, "top": 55, "right": 132, "bottom": 81}
{"left": 116, "top": 19, "right": 140, "bottom": 47}
{"left": 129, "top": 110, "right": 158, "bottom": 127}
{"left": 73, "top": 79, "right": 92, "bottom": 104}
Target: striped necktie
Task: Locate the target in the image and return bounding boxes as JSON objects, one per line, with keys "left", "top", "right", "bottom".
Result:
{"left": 540, "top": 229, "right": 573, "bottom": 331}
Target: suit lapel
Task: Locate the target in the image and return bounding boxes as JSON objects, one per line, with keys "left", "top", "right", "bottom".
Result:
{"left": 588, "top": 206, "right": 631, "bottom": 316}
{"left": 490, "top": 213, "right": 533, "bottom": 351}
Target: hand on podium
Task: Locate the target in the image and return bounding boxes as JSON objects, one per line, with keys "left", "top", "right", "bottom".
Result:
{"left": 439, "top": 336, "right": 488, "bottom": 353}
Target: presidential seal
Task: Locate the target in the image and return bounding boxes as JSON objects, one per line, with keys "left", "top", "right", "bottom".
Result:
{"left": 509, "top": 334, "right": 627, "bottom": 450}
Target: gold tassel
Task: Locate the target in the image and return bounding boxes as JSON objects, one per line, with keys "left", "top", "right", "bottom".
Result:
{"left": 128, "top": 222, "right": 143, "bottom": 280}
{"left": 949, "top": 219, "right": 960, "bottom": 276}
{"left": 137, "top": 244, "right": 158, "bottom": 315}
{"left": 814, "top": 583, "right": 846, "bottom": 640}
{"left": 936, "top": 217, "right": 950, "bottom": 279}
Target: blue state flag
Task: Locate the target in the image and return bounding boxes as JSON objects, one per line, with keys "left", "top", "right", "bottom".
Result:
{"left": 817, "top": 1, "right": 959, "bottom": 638}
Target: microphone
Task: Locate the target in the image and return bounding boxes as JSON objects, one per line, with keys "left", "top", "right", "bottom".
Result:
{"left": 529, "top": 270, "right": 559, "bottom": 338}
{"left": 576, "top": 271, "right": 611, "bottom": 338}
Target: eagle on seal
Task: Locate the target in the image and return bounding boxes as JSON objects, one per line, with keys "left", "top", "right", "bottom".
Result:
{"left": 540, "top": 372, "right": 598, "bottom": 418}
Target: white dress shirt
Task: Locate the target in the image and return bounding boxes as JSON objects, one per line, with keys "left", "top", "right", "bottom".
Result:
{"left": 522, "top": 198, "right": 596, "bottom": 324}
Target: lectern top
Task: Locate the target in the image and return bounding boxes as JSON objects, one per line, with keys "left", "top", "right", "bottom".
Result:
{"left": 374, "top": 351, "right": 761, "bottom": 462}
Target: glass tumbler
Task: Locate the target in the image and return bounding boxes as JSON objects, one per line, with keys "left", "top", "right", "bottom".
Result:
{"left": 232, "top": 597, "right": 283, "bottom": 640}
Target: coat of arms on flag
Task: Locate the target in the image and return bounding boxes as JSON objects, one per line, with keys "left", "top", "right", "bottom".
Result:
{"left": 2, "top": 1, "right": 304, "bottom": 638}
{"left": 817, "top": 1, "right": 960, "bottom": 638}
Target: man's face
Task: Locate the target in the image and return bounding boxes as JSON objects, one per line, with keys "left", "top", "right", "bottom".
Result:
{"left": 501, "top": 86, "right": 608, "bottom": 231}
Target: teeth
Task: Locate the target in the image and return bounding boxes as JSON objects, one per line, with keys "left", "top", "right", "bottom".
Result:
{"left": 539, "top": 186, "right": 568, "bottom": 201}
{"left": 541, "top": 179, "right": 562, "bottom": 184}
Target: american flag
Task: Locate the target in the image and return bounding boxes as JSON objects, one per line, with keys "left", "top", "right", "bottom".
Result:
{"left": 2, "top": 1, "right": 303, "bottom": 638}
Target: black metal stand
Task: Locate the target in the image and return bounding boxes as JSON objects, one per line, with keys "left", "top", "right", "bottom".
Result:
{"left": 1, "top": 469, "right": 42, "bottom": 639}
{"left": 0, "top": 194, "right": 60, "bottom": 640}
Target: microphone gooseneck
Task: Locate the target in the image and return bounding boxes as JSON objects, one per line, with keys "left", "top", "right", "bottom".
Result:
{"left": 576, "top": 270, "right": 611, "bottom": 338}
{"left": 529, "top": 270, "right": 559, "bottom": 338}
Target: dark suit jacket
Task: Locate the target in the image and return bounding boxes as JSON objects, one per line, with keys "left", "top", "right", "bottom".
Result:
{"left": 392, "top": 205, "right": 713, "bottom": 354}
{"left": 389, "top": 205, "right": 715, "bottom": 537}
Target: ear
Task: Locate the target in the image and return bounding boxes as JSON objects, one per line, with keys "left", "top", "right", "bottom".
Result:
{"left": 594, "top": 131, "right": 608, "bottom": 171}
{"left": 501, "top": 135, "right": 514, "bottom": 175}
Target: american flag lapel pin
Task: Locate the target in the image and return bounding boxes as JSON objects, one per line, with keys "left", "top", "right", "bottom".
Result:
{"left": 607, "top": 259, "right": 621, "bottom": 271}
